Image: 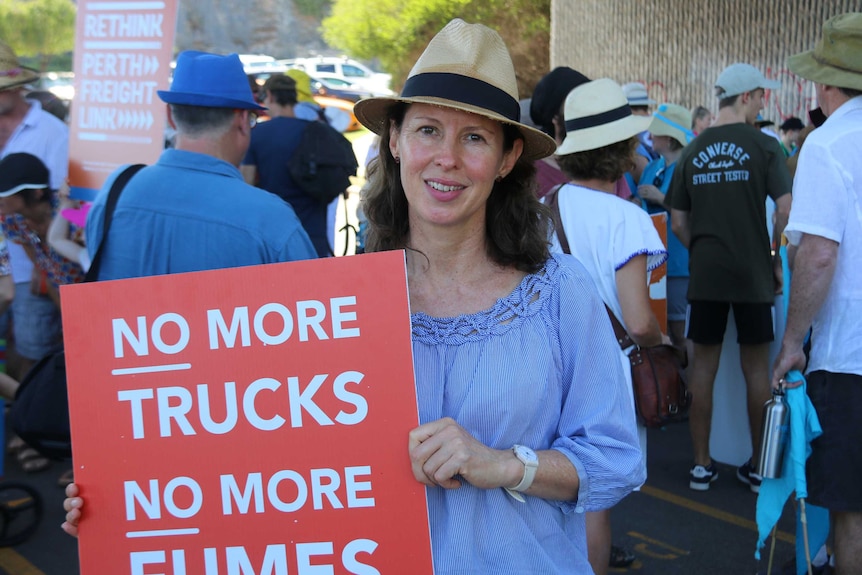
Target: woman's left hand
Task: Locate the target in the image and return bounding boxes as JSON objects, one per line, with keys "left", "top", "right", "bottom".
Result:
{"left": 408, "top": 417, "right": 519, "bottom": 490}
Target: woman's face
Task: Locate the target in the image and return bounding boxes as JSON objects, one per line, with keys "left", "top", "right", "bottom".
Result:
{"left": 694, "top": 112, "right": 713, "bottom": 134}
{"left": 389, "top": 103, "right": 522, "bottom": 232}
{"left": 0, "top": 191, "right": 28, "bottom": 217}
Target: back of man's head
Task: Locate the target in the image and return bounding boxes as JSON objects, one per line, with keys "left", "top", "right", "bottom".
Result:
{"left": 262, "top": 75, "right": 298, "bottom": 107}
{"left": 158, "top": 51, "right": 264, "bottom": 138}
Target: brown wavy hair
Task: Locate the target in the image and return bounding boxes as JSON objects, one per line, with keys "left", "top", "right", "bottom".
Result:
{"left": 362, "top": 103, "right": 550, "bottom": 273}
{"left": 556, "top": 137, "right": 638, "bottom": 183}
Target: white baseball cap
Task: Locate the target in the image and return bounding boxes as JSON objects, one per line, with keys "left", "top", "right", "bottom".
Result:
{"left": 715, "top": 63, "right": 781, "bottom": 99}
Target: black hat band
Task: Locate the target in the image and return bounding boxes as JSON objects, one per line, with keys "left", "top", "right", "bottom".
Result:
{"left": 565, "top": 105, "right": 632, "bottom": 132}
{"left": 401, "top": 72, "right": 520, "bottom": 122}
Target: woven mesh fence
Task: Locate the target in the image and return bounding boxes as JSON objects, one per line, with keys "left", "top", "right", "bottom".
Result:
{"left": 550, "top": 0, "right": 861, "bottom": 124}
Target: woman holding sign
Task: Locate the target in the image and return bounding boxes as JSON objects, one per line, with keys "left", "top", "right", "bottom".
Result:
{"left": 64, "top": 19, "right": 644, "bottom": 574}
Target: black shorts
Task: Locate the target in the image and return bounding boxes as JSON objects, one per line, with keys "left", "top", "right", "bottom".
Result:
{"left": 806, "top": 370, "right": 862, "bottom": 512}
{"left": 685, "top": 301, "right": 774, "bottom": 345}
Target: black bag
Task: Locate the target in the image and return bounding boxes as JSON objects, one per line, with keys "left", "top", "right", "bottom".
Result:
{"left": 287, "top": 120, "right": 358, "bottom": 204}
{"left": 8, "top": 164, "right": 145, "bottom": 459}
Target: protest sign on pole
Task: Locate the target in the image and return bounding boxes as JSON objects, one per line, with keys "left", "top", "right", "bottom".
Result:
{"left": 61, "top": 252, "right": 434, "bottom": 574}
{"left": 68, "top": 0, "right": 178, "bottom": 201}
{"left": 649, "top": 212, "right": 668, "bottom": 333}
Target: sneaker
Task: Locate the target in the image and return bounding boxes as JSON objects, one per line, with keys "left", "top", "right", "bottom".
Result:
{"left": 689, "top": 462, "right": 718, "bottom": 491}
{"left": 737, "top": 460, "right": 762, "bottom": 493}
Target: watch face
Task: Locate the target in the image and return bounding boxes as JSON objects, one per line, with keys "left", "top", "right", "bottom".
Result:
{"left": 514, "top": 445, "right": 538, "bottom": 464}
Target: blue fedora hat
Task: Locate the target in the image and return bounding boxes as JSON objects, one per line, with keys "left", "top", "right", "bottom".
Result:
{"left": 157, "top": 51, "right": 265, "bottom": 110}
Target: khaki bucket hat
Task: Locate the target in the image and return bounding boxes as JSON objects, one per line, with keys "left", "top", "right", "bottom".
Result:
{"left": 648, "top": 103, "right": 695, "bottom": 147}
{"left": 788, "top": 12, "right": 862, "bottom": 91}
{"left": 353, "top": 19, "right": 557, "bottom": 161}
{"left": 0, "top": 42, "right": 39, "bottom": 91}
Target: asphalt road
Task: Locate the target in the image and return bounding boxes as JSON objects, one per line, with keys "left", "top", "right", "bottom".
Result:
{"left": 0, "top": 419, "right": 802, "bottom": 575}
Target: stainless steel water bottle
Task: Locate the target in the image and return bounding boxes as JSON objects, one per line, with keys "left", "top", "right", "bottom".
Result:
{"left": 757, "top": 384, "right": 790, "bottom": 479}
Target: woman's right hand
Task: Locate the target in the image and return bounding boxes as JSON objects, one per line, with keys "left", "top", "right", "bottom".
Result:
{"left": 61, "top": 482, "right": 83, "bottom": 538}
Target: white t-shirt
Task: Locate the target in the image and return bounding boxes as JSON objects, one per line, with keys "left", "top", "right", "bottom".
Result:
{"left": 547, "top": 183, "right": 667, "bottom": 462}
{"left": 784, "top": 96, "right": 862, "bottom": 376}
{"left": 548, "top": 183, "right": 667, "bottom": 328}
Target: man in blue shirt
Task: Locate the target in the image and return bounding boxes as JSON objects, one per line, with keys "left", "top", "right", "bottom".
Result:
{"left": 87, "top": 51, "right": 317, "bottom": 280}
{"left": 241, "top": 75, "right": 333, "bottom": 257}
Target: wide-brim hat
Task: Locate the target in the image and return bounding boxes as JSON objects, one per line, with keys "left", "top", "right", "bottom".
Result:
{"left": 557, "top": 78, "right": 652, "bottom": 155}
{"left": 353, "top": 19, "right": 556, "bottom": 161}
{"left": 158, "top": 51, "right": 265, "bottom": 111}
{"left": 0, "top": 153, "right": 50, "bottom": 197}
{"left": 788, "top": 12, "right": 862, "bottom": 92}
{"left": 0, "top": 42, "right": 39, "bottom": 91}
{"left": 649, "top": 103, "right": 695, "bottom": 147}
{"left": 622, "top": 82, "right": 656, "bottom": 106}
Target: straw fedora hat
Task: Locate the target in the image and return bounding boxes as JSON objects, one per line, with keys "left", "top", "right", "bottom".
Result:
{"left": 353, "top": 19, "right": 556, "bottom": 161}
{"left": 648, "top": 103, "right": 695, "bottom": 147}
{"left": 788, "top": 12, "right": 862, "bottom": 92}
{"left": 556, "top": 78, "right": 652, "bottom": 156}
{"left": 0, "top": 42, "right": 39, "bottom": 91}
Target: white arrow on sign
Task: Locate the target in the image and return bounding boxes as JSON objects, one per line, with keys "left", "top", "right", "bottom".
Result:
{"left": 117, "top": 109, "right": 156, "bottom": 130}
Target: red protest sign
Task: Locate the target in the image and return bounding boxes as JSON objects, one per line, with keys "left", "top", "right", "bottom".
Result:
{"left": 649, "top": 213, "right": 668, "bottom": 333}
{"left": 68, "top": 0, "right": 178, "bottom": 200}
{"left": 61, "top": 252, "right": 433, "bottom": 575}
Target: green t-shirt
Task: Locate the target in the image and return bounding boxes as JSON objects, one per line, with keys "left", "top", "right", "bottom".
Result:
{"left": 666, "top": 123, "right": 791, "bottom": 303}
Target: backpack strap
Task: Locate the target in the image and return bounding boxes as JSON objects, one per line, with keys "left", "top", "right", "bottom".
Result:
{"left": 547, "top": 183, "right": 635, "bottom": 350}
{"left": 84, "top": 164, "right": 146, "bottom": 282}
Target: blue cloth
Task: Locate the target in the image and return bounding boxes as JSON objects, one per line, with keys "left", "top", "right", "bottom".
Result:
{"left": 639, "top": 158, "right": 689, "bottom": 278}
{"left": 412, "top": 254, "right": 644, "bottom": 574}
{"left": 86, "top": 149, "right": 317, "bottom": 280}
{"left": 243, "top": 117, "right": 331, "bottom": 257}
{"left": 755, "top": 246, "right": 829, "bottom": 570}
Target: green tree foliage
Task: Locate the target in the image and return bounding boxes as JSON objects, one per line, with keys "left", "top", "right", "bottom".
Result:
{"left": 0, "top": 0, "right": 76, "bottom": 70}
{"left": 294, "top": 0, "right": 334, "bottom": 20}
{"left": 322, "top": 0, "right": 550, "bottom": 95}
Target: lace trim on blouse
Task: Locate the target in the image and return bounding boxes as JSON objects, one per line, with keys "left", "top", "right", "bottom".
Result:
{"left": 411, "top": 258, "right": 557, "bottom": 344}
{"left": 615, "top": 249, "right": 669, "bottom": 272}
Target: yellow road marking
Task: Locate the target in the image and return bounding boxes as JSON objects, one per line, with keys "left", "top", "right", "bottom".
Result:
{"left": 0, "top": 548, "right": 44, "bottom": 575}
{"left": 629, "top": 531, "right": 690, "bottom": 555}
{"left": 640, "top": 484, "right": 795, "bottom": 544}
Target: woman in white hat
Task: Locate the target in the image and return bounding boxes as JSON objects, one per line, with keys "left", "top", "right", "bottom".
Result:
{"left": 638, "top": 103, "right": 695, "bottom": 357}
{"left": 545, "top": 78, "right": 669, "bottom": 575}
{"left": 355, "top": 19, "right": 643, "bottom": 574}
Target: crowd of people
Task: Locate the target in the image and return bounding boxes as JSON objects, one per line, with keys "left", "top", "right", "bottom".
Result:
{"left": 0, "top": 9, "right": 859, "bottom": 575}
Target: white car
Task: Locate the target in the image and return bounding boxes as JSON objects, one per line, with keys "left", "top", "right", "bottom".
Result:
{"left": 278, "top": 57, "right": 393, "bottom": 97}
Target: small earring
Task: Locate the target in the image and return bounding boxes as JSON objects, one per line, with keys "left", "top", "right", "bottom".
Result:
{"left": 496, "top": 174, "right": 504, "bottom": 182}
{"left": 394, "top": 156, "right": 400, "bottom": 164}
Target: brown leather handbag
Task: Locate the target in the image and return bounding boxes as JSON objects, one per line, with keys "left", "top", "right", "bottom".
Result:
{"left": 604, "top": 310, "right": 691, "bottom": 428}
{"left": 546, "top": 186, "right": 691, "bottom": 428}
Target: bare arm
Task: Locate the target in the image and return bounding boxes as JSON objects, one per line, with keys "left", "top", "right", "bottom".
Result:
{"left": 772, "top": 194, "right": 791, "bottom": 247}
{"left": 0, "top": 274, "right": 13, "bottom": 317}
{"left": 670, "top": 209, "right": 691, "bottom": 249}
{"left": 771, "top": 233, "right": 838, "bottom": 389}
{"left": 616, "top": 254, "right": 663, "bottom": 347}
{"left": 48, "top": 211, "right": 86, "bottom": 266}
{"left": 409, "top": 417, "right": 579, "bottom": 502}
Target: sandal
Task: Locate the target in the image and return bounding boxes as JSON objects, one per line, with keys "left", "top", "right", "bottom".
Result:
{"left": 57, "top": 468, "right": 74, "bottom": 488}
{"left": 17, "top": 447, "right": 50, "bottom": 473}
{"left": 609, "top": 544, "right": 635, "bottom": 568}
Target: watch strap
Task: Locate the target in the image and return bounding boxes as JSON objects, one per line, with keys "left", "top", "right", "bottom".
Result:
{"left": 504, "top": 445, "right": 538, "bottom": 503}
